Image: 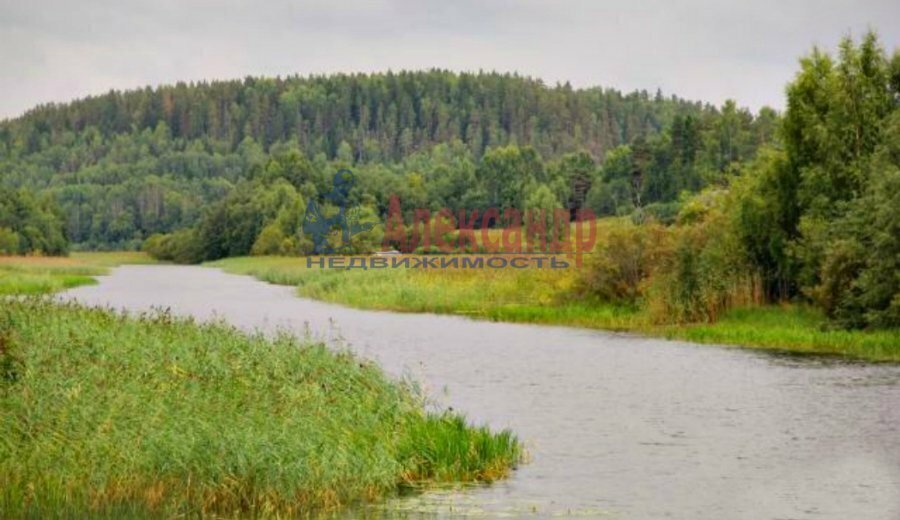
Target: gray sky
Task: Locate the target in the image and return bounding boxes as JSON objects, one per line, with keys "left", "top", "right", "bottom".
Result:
{"left": 2, "top": 0, "right": 898, "bottom": 120}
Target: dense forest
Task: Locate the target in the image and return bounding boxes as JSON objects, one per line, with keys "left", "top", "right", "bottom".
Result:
{"left": 0, "top": 70, "right": 775, "bottom": 251}
{"left": 1, "top": 33, "right": 896, "bottom": 330}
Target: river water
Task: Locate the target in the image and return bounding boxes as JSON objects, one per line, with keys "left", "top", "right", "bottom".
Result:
{"left": 62, "top": 265, "right": 900, "bottom": 519}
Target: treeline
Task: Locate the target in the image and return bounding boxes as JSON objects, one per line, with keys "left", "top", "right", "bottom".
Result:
{"left": 0, "top": 71, "right": 774, "bottom": 250}
{"left": 577, "top": 32, "right": 900, "bottom": 330}
{"left": 4, "top": 70, "right": 709, "bottom": 161}
{"left": 0, "top": 187, "right": 67, "bottom": 255}
{"left": 143, "top": 97, "right": 775, "bottom": 264}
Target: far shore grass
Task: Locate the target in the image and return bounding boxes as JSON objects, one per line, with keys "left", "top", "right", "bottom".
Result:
{"left": 209, "top": 255, "right": 900, "bottom": 363}
{"left": 0, "top": 251, "right": 156, "bottom": 295}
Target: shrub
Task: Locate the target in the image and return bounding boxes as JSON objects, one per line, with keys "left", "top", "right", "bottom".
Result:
{"left": 250, "top": 222, "right": 286, "bottom": 255}
{"left": 574, "top": 219, "right": 671, "bottom": 305}
{"left": 142, "top": 229, "right": 204, "bottom": 263}
{"left": 648, "top": 191, "right": 761, "bottom": 324}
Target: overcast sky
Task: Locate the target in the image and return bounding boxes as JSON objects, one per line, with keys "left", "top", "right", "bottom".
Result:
{"left": 2, "top": 0, "right": 898, "bottom": 120}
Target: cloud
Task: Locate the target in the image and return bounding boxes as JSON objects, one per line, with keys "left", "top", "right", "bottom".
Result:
{"left": 2, "top": 0, "right": 898, "bottom": 119}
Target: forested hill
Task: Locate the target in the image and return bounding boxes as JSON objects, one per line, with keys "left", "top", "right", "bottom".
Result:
{"left": 0, "top": 70, "right": 778, "bottom": 250}
{"left": 3, "top": 70, "right": 711, "bottom": 162}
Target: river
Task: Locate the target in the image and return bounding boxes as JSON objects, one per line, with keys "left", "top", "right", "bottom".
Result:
{"left": 62, "top": 265, "right": 900, "bottom": 519}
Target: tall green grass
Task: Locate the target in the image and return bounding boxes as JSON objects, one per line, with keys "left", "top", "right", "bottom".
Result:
{"left": 211, "top": 256, "right": 900, "bottom": 362}
{"left": 667, "top": 305, "right": 900, "bottom": 361}
{"left": 0, "top": 299, "right": 521, "bottom": 518}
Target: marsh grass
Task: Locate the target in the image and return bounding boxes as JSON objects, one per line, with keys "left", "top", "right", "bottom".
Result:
{"left": 0, "top": 299, "right": 521, "bottom": 518}
{"left": 211, "top": 256, "right": 900, "bottom": 362}
{"left": 0, "top": 252, "right": 156, "bottom": 295}
{"left": 666, "top": 305, "right": 900, "bottom": 361}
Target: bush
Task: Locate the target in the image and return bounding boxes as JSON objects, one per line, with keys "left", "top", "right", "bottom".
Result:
{"left": 142, "top": 229, "right": 204, "bottom": 264}
{"left": 250, "top": 222, "right": 286, "bottom": 255}
{"left": 574, "top": 219, "right": 671, "bottom": 305}
{"left": 648, "top": 191, "right": 761, "bottom": 323}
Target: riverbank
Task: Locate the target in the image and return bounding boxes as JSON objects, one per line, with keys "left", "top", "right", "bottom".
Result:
{"left": 209, "top": 256, "right": 900, "bottom": 362}
{"left": 0, "top": 252, "right": 155, "bottom": 295}
{"left": 0, "top": 255, "right": 521, "bottom": 517}
{"left": 54, "top": 260, "right": 900, "bottom": 518}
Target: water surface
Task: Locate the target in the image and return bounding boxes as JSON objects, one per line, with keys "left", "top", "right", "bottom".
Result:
{"left": 63, "top": 265, "right": 900, "bottom": 519}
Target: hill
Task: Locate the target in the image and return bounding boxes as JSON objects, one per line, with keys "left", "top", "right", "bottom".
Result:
{"left": 0, "top": 70, "right": 776, "bottom": 249}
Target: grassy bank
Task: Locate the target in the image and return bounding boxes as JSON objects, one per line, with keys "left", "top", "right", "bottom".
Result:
{"left": 210, "top": 256, "right": 900, "bottom": 362}
{"left": 0, "top": 252, "right": 155, "bottom": 295}
{"left": 668, "top": 306, "right": 900, "bottom": 361}
{"left": 0, "top": 299, "right": 520, "bottom": 517}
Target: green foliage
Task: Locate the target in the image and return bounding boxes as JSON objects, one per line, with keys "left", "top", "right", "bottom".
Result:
{"left": 812, "top": 112, "right": 900, "bottom": 328}
{"left": 0, "top": 71, "right": 775, "bottom": 251}
{"left": 580, "top": 102, "right": 775, "bottom": 222}
{"left": 648, "top": 195, "right": 759, "bottom": 324}
{"left": 728, "top": 148, "right": 799, "bottom": 300}
{"left": 554, "top": 151, "right": 596, "bottom": 212}
{"left": 9, "top": 33, "right": 900, "bottom": 337}
{"left": 656, "top": 31, "right": 900, "bottom": 331}
{"left": 142, "top": 229, "right": 203, "bottom": 264}
{"left": 586, "top": 179, "right": 634, "bottom": 216}
{"left": 4, "top": 71, "right": 701, "bottom": 165}
{"left": 0, "top": 187, "right": 68, "bottom": 255}
{"left": 771, "top": 32, "right": 900, "bottom": 328}
{"left": 785, "top": 33, "right": 893, "bottom": 214}
{"left": 478, "top": 145, "right": 546, "bottom": 212}
{"left": 642, "top": 201, "right": 681, "bottom": 224}
{"left": 250, "top": 222, "right": 287, "bottom": 255}
{"left": 0, "top": 227, "right": 20, "bottom": 254}
{"left": 523, "top": 183, "right": 563, "bottom": 248}
{"left": 575, "top": 219, "right": 670, "bottom": 304}
{"left": 577, "top": 188, "right": 758, "bottom": 325}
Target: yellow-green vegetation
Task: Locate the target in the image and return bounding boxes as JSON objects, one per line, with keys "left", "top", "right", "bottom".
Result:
{"left": 0, "top": 299, "right": 521, "bottom": 517}
{"left": 0, "top": 252, "right": 156, "bottom": 295}
{"left": 210, "top": 255, "right": 585, "bottom": 317}
{"left": 210, "top": 254, "right": 900, "bottom": 362}
{"left": 69, "top": 251, "right": 159, "bottom": 267}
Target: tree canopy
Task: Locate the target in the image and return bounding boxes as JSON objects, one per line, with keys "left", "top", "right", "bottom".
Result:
{"left": 0, "top": 70, "right": 775, "bottom": 251}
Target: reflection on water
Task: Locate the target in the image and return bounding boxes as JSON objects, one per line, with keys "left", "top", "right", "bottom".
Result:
{"left": 63, "top": 265, "right": 900, "bottom": 519}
